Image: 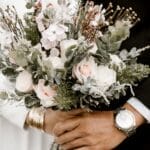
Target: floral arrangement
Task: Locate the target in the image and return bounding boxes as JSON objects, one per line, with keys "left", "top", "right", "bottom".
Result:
{"left": 0, "top": 0, "right": 150, "bottom": 111}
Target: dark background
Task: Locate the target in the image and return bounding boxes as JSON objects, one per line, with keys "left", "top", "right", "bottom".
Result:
{"left": 83, "top": 0, "right": 150, "bottom": 149}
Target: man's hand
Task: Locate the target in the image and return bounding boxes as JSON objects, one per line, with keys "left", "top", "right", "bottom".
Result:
{"left": 44, "top": 109, "right": 84, "bottom": 135}
{"left": 53, "top": 103, "right": 145, "bottom": 150}
{"left": 53, "top": 111, "right": 126, "bottom": 150}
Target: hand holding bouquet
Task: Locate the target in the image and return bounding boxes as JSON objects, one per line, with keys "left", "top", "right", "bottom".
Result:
{"left": 0, "top": 0, "right": 150, "bottom": 111}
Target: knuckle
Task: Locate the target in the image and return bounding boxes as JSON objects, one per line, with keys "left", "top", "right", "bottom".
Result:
{"left": 92, "top": 146, "right": 100, "bottom": 150}
{"left": 55, "top": 138, "right": 63, "bottom": 145}
{"left": 79, "top": 130, "right": 87, "bottom": 136}
{"left": 86, "top": 138, "right": 95, "bottom": 145}
{"left": 62, "top": 142, "right": 74, "bottom": 150}
{"left": 79, "top": 126, "right": 89, "bottom": 136}
{"left": 52, "top": 122, "right": 62, "bottom": 136}
{"left": 93, "top": 144, "right": 104, "bottom": 150}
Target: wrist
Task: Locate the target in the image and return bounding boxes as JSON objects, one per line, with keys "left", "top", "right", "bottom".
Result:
{"left": 123, "top": 103, "right": 145, "bottom": 127}
{"left": 43, "top": 108, "right": 52, "bottom": 133}
{"left": 43, "top": 108, "right": 58, "bottom": 134}
{"left": 113, "top": 102, "right": 145, "bottom": 137}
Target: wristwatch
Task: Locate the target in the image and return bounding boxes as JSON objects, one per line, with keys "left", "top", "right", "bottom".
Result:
{"left": 114, "top": 108, "right": 137, "bottom": 137}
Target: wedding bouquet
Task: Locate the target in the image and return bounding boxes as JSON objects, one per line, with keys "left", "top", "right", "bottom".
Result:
{"left": 0, "top": 0, "right": 150, "bottom": 111}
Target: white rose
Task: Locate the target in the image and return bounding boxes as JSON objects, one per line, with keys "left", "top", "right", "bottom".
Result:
{"left": 72, "top": 57, "right": 97, "bottom": 83}
{"left": 16, "top": 71, "right": 33, "bottom": 92}
{"left": 34, "top": 79, "right": 56, "bottom": 107}
{"left": 96, "top": 66, "right": 116, "bottom": 92}
{"left": 110, "top": 54, "right": 126, "bottom": 70}
{"left": 72, "top": 57, "right": 116, "bottom": 94}
{"left": 60, "top": 39, "right": 78, "bottom": 61}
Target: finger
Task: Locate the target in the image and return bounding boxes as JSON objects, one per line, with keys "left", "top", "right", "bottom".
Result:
{"left": 53, "top": 118, "right": 80, "bottom": 136}
{"left": 74, "top": 146, "right": 90, "bottom": 150}
{"left": 55, "top": 128, "right": 83, "bottom": 145}
{"left": 74, "top": 145, "right": 101, "bottom": 150}
{"left": 61, "top": 137, "right": 90, "bottom": 150}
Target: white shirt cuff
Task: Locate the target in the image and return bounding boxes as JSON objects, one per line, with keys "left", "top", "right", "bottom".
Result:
{"left": 0, "top": 100, "right": 29, "bottom": 129}
{"left": 127, "top": 97, "right": 150, "bottom": 123}
{"left": 0, "top": 73, "right": 29, "bottom": 129}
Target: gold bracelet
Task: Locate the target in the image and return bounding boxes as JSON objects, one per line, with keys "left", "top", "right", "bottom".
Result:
{"left": 26, "top": 107, "right": 46, "bottom": 131}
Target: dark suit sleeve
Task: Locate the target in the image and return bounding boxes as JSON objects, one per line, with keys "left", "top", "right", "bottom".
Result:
{"left": 123, "top": 29, "right": 150, "bottom": 109}
{"left": 134, "top": 77, "right": 150, "bottom": 109}
{"left": 133, "top": 41, "right": 150, "bottom": 109}
{"left": 111, "top": 0, "right": 150, "bottom": 109}
{"left": 88, "top": 0, "right": 150, "bottom": 109}
{"left": 124, "top": 21, "right": 150, "bottom": 109}
{"left": 118, "top": 0, "right": 150, "bottom": 109}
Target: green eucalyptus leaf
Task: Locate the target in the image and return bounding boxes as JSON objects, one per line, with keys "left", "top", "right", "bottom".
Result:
{"left": 9, "top": 51, "right": 28, "bottom": 67}
{"left": 0, "top": 92, "right": 8, "bottom": 100}
{"left": 43, "top": 60, "right": 55, "bottom": 78}
{"left": 24, "top": 96, "right": 40, "bottom": 108}
{"left": 31, "top": 50, "right": 41, "bottom": 62}
{"left": 65, "top": 48, "right": 75, "bottom": 58}
{"left": 2, "top": 67, "right": 17, "bottom": 77}
{"left": 26, "top": 3, "right": 33, "bottom": 9}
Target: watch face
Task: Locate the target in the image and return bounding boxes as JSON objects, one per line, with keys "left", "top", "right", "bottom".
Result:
{"left": 116, "top": 110, "right": 135, "bottom": 130}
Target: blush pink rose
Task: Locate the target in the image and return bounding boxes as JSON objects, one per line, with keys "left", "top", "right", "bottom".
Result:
{"left": 72, "top": 57, "right": 96, "bottom": 83}
{"left": 34, "top": 79, "right": 57, "bottom": 107}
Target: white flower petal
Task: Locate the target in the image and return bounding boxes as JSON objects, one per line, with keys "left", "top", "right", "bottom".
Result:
{"left": 34, "top": 79, "right": 56, "bottom": 107}
{"left": 16, "top": 71, "right": 33, "bottom": 93}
